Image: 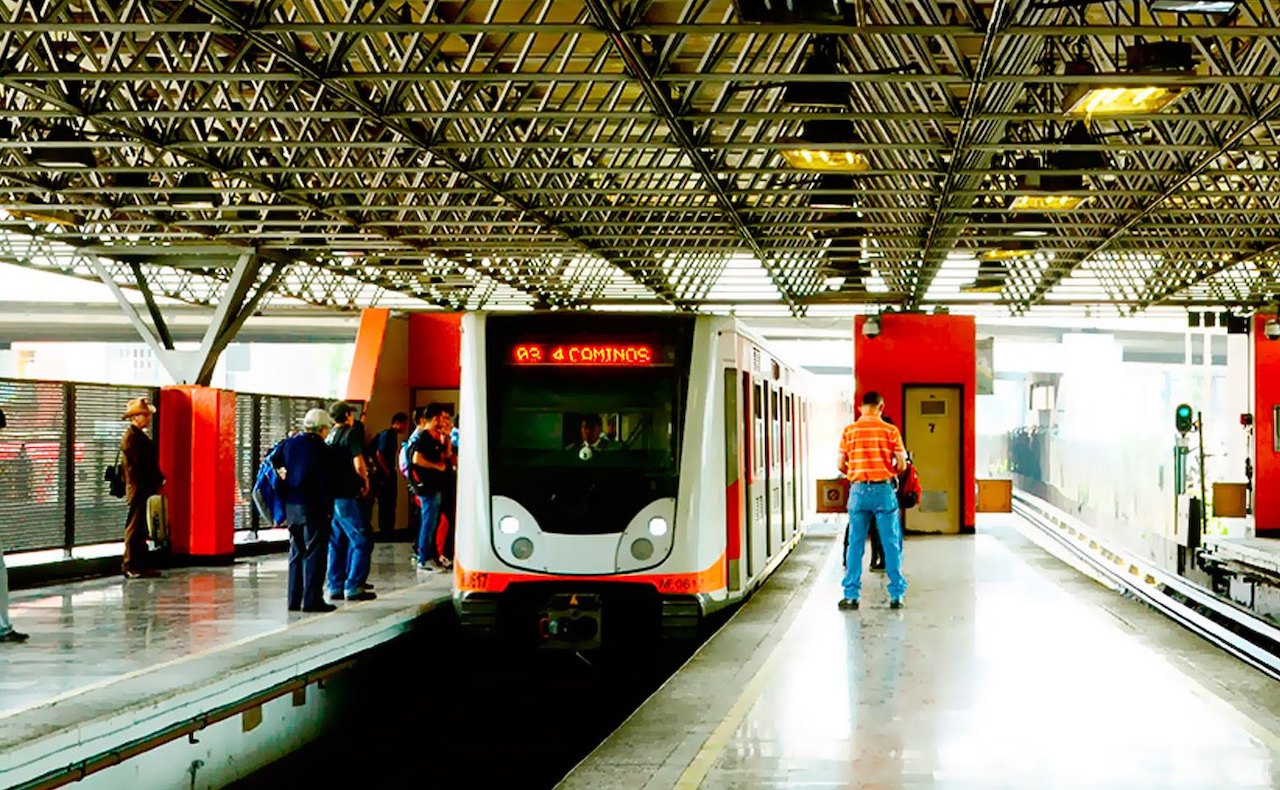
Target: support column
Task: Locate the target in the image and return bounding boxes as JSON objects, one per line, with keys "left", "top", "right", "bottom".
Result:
{"left": 1253, "top": 314, "right": 1280, "bottom": 537}
{"left": 159, "top": 386, "right": 236, "bottom": 561}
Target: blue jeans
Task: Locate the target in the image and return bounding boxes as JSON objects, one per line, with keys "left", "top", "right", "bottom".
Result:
{"left": 328, "top": 498, "right": 372, "bottom": 595}
{"left": 416, "top": 492, "right": 442, "bottom": 563}
{"left": 842, "top": 481, "right": 907, "bottom": 601}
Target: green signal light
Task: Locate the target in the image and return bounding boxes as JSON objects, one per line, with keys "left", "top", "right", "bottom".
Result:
{"left": 1175, "top": 404, "right": 1194, "bottom": 434}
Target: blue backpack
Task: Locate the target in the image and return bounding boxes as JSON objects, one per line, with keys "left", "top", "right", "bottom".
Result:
{"left": 251, "top": 440, "right": 287, "bottom": 526}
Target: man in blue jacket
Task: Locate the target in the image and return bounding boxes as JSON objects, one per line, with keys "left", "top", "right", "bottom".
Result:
{"left": 269, "top": 408, "right": 336, "bottom": 613}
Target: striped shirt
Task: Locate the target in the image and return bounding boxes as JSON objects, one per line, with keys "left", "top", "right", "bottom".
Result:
{"left": 839, "top": 415, "right": 905, "bottom": 483}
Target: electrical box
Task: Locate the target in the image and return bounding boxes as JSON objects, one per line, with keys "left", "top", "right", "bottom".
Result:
{"left": 816, "top": 478, "right": 849, "bottom": 513}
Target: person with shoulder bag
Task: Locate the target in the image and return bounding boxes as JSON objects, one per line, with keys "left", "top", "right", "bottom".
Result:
{"left": 120, "top": 397, "right": 164, "bottom": 579}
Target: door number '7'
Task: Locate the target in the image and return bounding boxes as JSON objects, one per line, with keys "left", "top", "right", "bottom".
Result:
{"left": 929, "top": 423, "right": 936, "bottom": 433}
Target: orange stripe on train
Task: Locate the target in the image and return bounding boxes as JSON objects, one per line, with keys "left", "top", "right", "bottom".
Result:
{"left": 455, "top": 554, "right": 727, "bottom": 595}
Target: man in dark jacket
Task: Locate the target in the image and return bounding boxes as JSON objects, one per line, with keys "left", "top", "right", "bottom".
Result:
{"left": 270, "top": 408, "right": 337, "bottom": 613}
{"left": 120, "top": 397, "right": 164, "bottom": 579}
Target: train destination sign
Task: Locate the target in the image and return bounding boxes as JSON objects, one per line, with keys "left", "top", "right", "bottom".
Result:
{"left": 512, "top": 343, "right": 654, "bottom": 366}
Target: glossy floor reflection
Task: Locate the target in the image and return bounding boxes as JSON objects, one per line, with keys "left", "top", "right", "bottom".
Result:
{"left": 0, "top": 543, "right": 443, "bottom": 717}
{"left": 699, "top": 520, "right": 1280, "bottom": 789}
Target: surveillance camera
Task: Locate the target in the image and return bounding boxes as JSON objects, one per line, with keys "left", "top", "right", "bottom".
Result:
{"left": 1266, "top": 318, "right": 1280, "bottom": 341}
{"left": 862, "top": 316, "right": 881, "bottom": 339}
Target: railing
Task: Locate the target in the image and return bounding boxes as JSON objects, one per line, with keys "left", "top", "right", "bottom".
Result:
{"left": 0, "top": 377, "right": 331, "bottom": 553}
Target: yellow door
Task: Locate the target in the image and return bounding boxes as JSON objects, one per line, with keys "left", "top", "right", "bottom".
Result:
{"left": 903, "top": 387, "right": 961, "bottom": 534}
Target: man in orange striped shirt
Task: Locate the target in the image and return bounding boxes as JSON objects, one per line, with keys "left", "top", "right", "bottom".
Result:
{"left": 836, "top": 390, "right": 908, "bottom": 610}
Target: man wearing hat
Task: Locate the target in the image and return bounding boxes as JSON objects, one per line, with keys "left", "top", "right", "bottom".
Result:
{"left": 121, "top": 397, "right": 164, "bottom": 579}
{"left": 269, "top": 408, "right": 337, "bottom": 613}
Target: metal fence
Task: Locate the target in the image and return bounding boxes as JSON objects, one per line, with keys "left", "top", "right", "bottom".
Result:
{"left": 0, "top": 377, "right": 331, "bottom": 553}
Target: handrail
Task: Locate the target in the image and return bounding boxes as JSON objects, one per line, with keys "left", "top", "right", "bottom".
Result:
{"left": 1012, "top": 490, "right": 1280, "bottom": 682}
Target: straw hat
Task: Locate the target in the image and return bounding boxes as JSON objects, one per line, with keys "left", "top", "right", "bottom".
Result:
{"left": 121, "top": 397, "right": 157, "bottom": 420}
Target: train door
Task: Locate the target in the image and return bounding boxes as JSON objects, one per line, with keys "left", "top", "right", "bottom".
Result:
{"left": 780, "top": 392, "right": 793, "bottom": 541}
{"left": 788, "top": 394, "right": 800, "bottom": 535}
{"left": 904, "top": 386, "right": 963, "bottom": 534}
{"left": 725, "top": 368, "right": 743, "bottom": 592}
{"left": 747, "top": 376, "right": 767, "bottom": 577}
{"left": 766, "top": 384, "right": 783, "bottom": 556}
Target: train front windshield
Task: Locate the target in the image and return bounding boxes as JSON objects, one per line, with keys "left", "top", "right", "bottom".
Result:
{"left": 486, "top": 316, "right": 693, "bottom": 535}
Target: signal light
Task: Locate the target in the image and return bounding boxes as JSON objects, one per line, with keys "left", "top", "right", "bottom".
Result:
{"left": 1175, "top": 404, "right": 1194, "bottom": 434}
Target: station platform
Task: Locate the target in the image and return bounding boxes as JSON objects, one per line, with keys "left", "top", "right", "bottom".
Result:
{"left": 0, "top": 544, "right": 451, "bottom": 788}
{"left": 564, "top": 516, "right": 1280, "bottom": 789}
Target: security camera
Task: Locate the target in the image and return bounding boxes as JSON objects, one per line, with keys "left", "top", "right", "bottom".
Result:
{"left": 862, "top": 315, "right": 881, "bottom": 339}
{"left": 1266, "top": 318, "right": 1280, "bottom": 341}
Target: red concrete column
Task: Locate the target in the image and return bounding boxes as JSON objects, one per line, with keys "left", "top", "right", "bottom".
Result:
{"left": 1253, "top": 314, "right": 1280, "bottom": 537}
{"left": 158, "top": 386, "right": 237, "bottom": 561}
{"left": 408, "top": 313, "right": 463, "bottom": 389}
{"left": 854, "top": 313, "right": 977, "bottom": 531}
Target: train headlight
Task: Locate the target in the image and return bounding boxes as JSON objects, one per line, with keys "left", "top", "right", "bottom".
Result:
{"left": 647, "top": 517, "right": 669, "bottom": 537}
{"left": 512, "top": 537, "right": 535, "bottom": 560}
{"left": 630, "top": 538, "right": 654, "bottom": 561}
{"left": 499, "top": 515, "right": 520, "bottom": 535}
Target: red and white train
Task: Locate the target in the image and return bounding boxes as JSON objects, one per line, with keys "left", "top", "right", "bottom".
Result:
{"left": 454, "top": 312, "right": 812, "bottom": 649}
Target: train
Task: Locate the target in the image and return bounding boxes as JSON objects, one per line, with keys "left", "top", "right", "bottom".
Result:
{"left": 453, "top": 312, "right": 813, "bottom": 649}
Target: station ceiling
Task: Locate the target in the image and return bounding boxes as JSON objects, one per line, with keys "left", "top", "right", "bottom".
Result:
{"left": 3, "top": 0, "right": 1280, "bottom": 319}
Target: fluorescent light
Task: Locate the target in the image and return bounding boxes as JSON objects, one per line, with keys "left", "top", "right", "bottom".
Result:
{"left": 780, "top": 147, "right": 869, "bottom": 172}
{"left": 31, "top": 125, "right": 96, "bottom": 169}
{"left": 1149, "top": 1, "right": 1238, "bottom": 12}
{"left": 1063, "top": 85, "right": 1185, "bottom": 118}
{"left": 171, "top": 172, "right": 220, "bottom": 209}
{"left": 1009, "top": 194, "right": 1088, "bottom": 211}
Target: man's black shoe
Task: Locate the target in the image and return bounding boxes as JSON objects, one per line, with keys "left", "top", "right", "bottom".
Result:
{"left": 890, "top": 598, "right": 905, "bottom": 610}
{"left": 328, "top": 590, "right": 345, "bottom": 600}
{"left": 345, "top": 590, "right": 377, "bottom": 601}
{"left": 0, "top": 630, "right": 29, "bottom": 643}
{"left": 837, "top": 598, "right": 859, "bottom": 611}
{"left": 301, "top": 603, "right": 338, "bottom": 613}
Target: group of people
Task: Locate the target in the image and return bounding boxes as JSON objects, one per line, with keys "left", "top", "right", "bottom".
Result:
{"left": 269, "top": 401, "right": 457, "bottom": 612}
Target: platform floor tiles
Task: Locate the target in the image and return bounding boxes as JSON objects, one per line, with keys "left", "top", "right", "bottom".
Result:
{"left": 0, "top": 543, "right": 446, "bottom": 717}
{"left": 572, "top": 517, "right": 1280, "bottom": 789}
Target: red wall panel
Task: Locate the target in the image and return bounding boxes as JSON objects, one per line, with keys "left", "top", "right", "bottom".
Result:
{"left": 159, "top": 386, "right": 236, "bottom": 559}
{"left": 408, "top": 313, "right": 463, "bottom": 389}
{"left": 1254, "top": 314, "right": 1280, "bottom": 536}
{"left": 853, "top": 313, "right": 977, "bottom": 530}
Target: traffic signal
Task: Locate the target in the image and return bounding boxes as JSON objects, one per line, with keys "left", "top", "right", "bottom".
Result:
{"left": 1175, "top": 403, "right": 1194, "bottom": 434}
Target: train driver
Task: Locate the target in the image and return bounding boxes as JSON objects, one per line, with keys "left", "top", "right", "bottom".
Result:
{"left": 569, "top": 413, "right": 613, "bottom": 460}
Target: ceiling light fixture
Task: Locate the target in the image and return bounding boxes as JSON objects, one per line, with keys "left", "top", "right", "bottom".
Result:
{"left": 170, "top": 171, "right": 221, "bottom": 209}
{"left": 1009, "top": 157, "right": 1089, "bottom": 211}
{"left": 1010, "top": 212, "right": 1052, "bottom": 237}
{"left": 806, "top": 174, "right": 860, "bottom": 210}
{"left": 1148, "top": 1, "right": 1239, "bottom": 13}
{"left": 780, "top": 120, "right": 870, "bottom": 172}
{"left": 782, "top": 37, "right": 851, "bottom": 109}
{"left": 962, "top": 260, "right": 1008, "bottom": 293}
{"left": 733, "top": 0, "right": 845, "bottom": 23}
{"left": 1062, "top": 42, "right": 1194, "bottom": 119}
{"left": 31, "top": 125, "right": 97, "bottom": 169}
{"left": 982, "top": 239, "right": 1035, "bottom": 260}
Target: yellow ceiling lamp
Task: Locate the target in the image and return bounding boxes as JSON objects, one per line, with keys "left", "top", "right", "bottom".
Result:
{"left": 1009, "top": 157, "right": 1089, "bottom": 211}
{"left": 1062, "top": 42, "right": 1194, "bottom": 120}
{"left": 780, "top": 120, "right": 870, "bottom": 173}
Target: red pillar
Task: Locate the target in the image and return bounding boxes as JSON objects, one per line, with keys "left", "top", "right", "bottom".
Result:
{"left": 1253, "top": 314, "right": 1280, "bottom": 537}
{"left": 854, "top": 313, "right": 977, "bottom": 531}
{"left": 159, "top": 386, "right": 236, "bottom": 561}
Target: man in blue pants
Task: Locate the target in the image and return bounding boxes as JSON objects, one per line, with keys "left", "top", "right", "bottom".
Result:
{"left": 326, "top": 401, "right": 376, "bottom": 602}
{"left": 270, "top": 409, "right": 336, "bottom": 613}
{"left": 837, "top": 391, "right": 909, "bottom": 610}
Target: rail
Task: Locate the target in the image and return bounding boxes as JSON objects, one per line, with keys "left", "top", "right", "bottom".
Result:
{"left": 1012, "top": 490, "right": 1280, "bottom": 682}
{"left": 0, "top": 376, "right": 333, "bottom": 554}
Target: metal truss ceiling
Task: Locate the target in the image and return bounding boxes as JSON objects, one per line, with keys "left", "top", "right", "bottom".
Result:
{"left": 4, "top": 0, "right": 1280, "bottom": 317}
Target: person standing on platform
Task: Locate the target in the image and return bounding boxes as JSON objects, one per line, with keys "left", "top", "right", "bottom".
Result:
{"left": 435, "top": 411, "right": 458, "bottom": 569}
{"left": 372, "top": 412, "right": 409, "bottom": 538}
{"left": 410, "top": 403, "right": 452, "bottom": 571}
{"left": 325, "top": 401, "right": 376, "bottom": 603}
{"left": 837, "top": 391, "right": 908, "bottom": 611}
{"left": 271, "top": 408, "right": 336, "bottom": 613}
{"left": 0, "top": 408, "right": 28, "bottom": 644}
{"left": 120, "top": 397, "right": 164, "bottom": 579}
